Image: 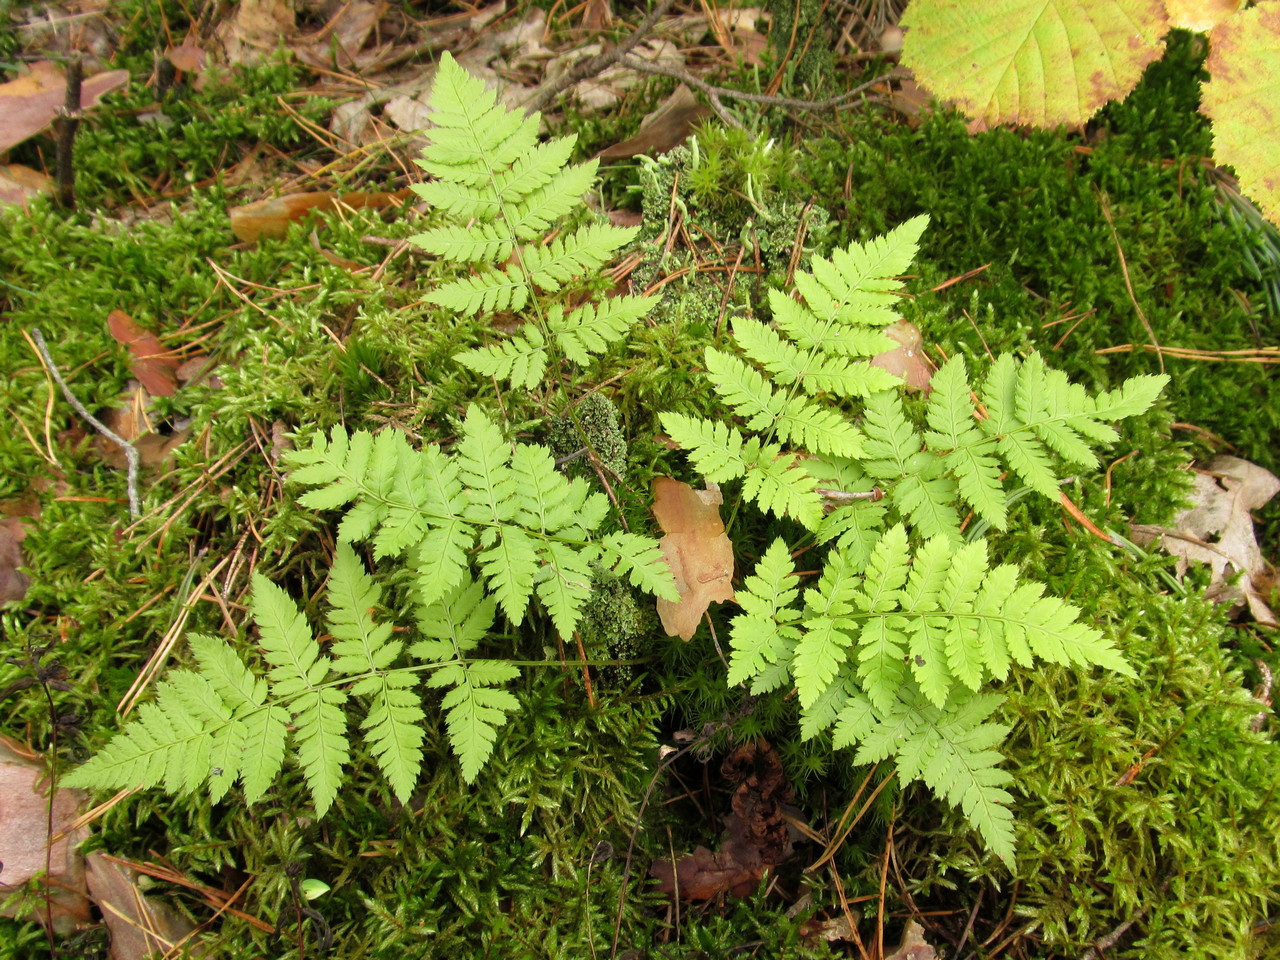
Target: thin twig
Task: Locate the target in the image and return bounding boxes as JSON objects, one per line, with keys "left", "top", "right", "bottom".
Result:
{"left": 621, "top": 54, "right": 898, "bottom": 125}
{"left": 54, "top": 56, "right": 83, "bottom": 209}
{"left": 522, "top": 0, "right": 680, "bottom": 115}
{"left": 1095, "top": 187, "right": 1165, "bottom": 374}
{"left": 1078, "top": 882, "right": 1168, "bottom": 960}
{"left": 30, "top": 328, "right": 141, "bottom": 518}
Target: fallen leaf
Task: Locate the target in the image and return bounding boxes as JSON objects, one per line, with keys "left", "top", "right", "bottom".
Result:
{"left": 886, "top": 920, "right": 937, "bottom": 960}
{"left": 212, "top": 0, "right": 297, "bottom": 67}
{"left": 84, "top": 853, "right": 198, "bottom": 960}
{"left": 651, "top": 740, "right": 794, "bottom": 899}
{"left": 870, "top": 319, "right": 933, "bottom": 391}
{"left": 1200, "top": 4, "right": 1280, "bottom": 224}
{"left": 596, "top": 85, "right": 710, "bottom": 161}
{"left": 107, "top": 310, "right": 180, "bottom": 397}
{"left": 581, "top": 0, "right": 612, "bottom": 30}
{"left": 0, "top": 60, "right": 130, "bottom": 153}
{"left": 165, "top": 42, "right": 206, "bottom": 74}
{"left": 175, "top": 354, "right": 216, "bottom": 385}
{"left": 0, "top": 164, "right": 54, "bottom": 209}
{"left": 294, "top": 0, "right": 382, "bottom": 71}
{"left": 228, "top": 188, "right": 411, "bottom": 242}
{"left": 1131, "top": 455, "right": 1280, "bottom": 626}
{"left": 0, "top": 736, "right": 91, "bottom": 933}
{"left": 1165, "top": 0, "right": 1243, "bottom": 33}
{"left": 653, "top": 477, "right": 734, "bottom": 640}
{"left": 0, "top": 517, "right": 32, "bottom": 604}
{"left": 93, "top": 387, "right": 190, "bottom": 470}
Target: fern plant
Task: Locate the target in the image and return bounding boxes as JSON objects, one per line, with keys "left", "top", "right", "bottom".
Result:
{"left": 660, "top": 216, "right": 1168, "bottom": 860}
{"left": 411, "top": 51, "right": 659, "bottom": 389}
{"left": 65, "top": 408, "right": 676, "bottom": 811}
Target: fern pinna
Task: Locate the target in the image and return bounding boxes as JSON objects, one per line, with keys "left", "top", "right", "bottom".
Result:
{"left": 661, "top": 217, "right": 1166, "bottom": 860}
{"left": 66, "top": 408, "right": 675, "bottom": 811}
{"left": 411, "top": 52, "right": 658, "bottom": 389}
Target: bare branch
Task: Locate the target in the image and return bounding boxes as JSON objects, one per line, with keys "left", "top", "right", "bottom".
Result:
{"left": 30, "top": 329, "right": 141, "bottom": 518}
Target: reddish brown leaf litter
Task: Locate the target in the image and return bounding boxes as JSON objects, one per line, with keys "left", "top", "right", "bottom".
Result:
{"left": 651, "top": 740, "right": 794, "bottom": 900}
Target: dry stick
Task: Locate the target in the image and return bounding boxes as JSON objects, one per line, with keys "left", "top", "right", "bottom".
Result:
{"left": 620, "top": 54, "right": 897, "bottom": 128}
{"left": 54, "top": 56, "right": 83, "bottom": 209}
{"left": 1077, "top": 880, "right": 1169, "bottom": 960}
{"left": 30, "top": 329, "right": 141, "bottom": 518}
{"left": 522, "top": 0, "right": 680, "bottom": 116}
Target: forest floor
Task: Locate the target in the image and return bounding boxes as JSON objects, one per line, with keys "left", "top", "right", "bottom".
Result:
{"left": 1, "top": 2, "right": 1279, "bottom": 959}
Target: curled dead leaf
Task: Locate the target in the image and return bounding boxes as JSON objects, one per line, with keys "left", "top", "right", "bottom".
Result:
{"left": 228, "top": 189, "right": 411, "bottom": 242}
{"left": 0, "top": 736, "right": 91, "bottom": 933}
{"left": 107, "top": 310, "right": 180, "bottom": 397}
{"left": 1131, "top": 455, "right": 1279, "bottom": 626}
{"left": 596, "top": 85, "right": 710, "bottom": 161}
{"left": 652, "top": 477, "right": 734, "bottom": 640}
{"left": 0, "top": 164, "right": 54, "bottom": 209}
{"left": 0, "top": 60, "right": 129, "bottom": 153}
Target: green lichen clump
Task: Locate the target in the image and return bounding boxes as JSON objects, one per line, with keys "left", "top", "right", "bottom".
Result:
{"left": 546, "top": 392, "right": 629, "bottom": 480}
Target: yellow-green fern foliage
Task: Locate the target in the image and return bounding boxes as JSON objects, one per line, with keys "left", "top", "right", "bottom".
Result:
{"left": 65, "top": 408, "right": 676, "bottom": 812}
{"left": 662, "top": 216, "right": 1167, "bottom": 861}
{"left": 411, "top": 52, "right": 658, "bottom": 388}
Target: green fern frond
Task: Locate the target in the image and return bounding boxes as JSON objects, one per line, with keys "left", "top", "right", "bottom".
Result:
{"left": 522, "top": 223, "right": 638, "bottom": 290}
{"left": 550, "top": 296, "right": 660, "bottom": 366}
{"left": 410, "top": 222, "right": 513, "bottom": 262}
{"left": 726, "top": 539, "right": 801, "bottom": 690}
{"left": 768, "top": 290, "right": 896, "bottom": 357}
{"left": 431, "top": 662, "right": 520, "bottom": 783}
{"left": 795, "top": 215, "right": 929, "bottom": 328}
{"left": 415, "top": 52, "right": 538, "bottom": 180}
{"left": 734, "top": 523, "right": 1131, "bottom": 718}
{"left": 426, "top": 264, "right": 528, "bottom": 316}
{"left": 659, "top": 413, "right": 823, "bottom": 528}
{"left": 598, "top": 532, "right": 681, "bottom": 601}
{"left": 410, "top": 53, "right": 654, "bottom": 388}
{"left": 704, "top": 348, "right": 863, "bottom": 457}
{"left": 724, "top": 518, "right": 1134, "bottom": 859}
{"left": 454, "top": 325, "right": 548, "bottom": 391}
{"left": 836, "top": 687, "right": 1016, "bottom": 862}
{"left": 286, "top": 412, "right": 665, "bottom": 641}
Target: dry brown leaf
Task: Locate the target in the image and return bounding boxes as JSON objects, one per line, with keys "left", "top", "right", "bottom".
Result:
{"left": 596, "top": 85, "right": 710, "bottom": 161}
{"left": 93, "top": 387, "right": 190, "bottom": 470}
{"left": 1131, "top": 455, "right": 1279, "bottom": 626}
{"left": 885, "top": 920, "right": 937, "bottom": 960}
{"left": 650, "top": 741, "right": 794, "bottom": 899}
{"left": 84, "top": 853, "right": 199, "bottom": 960}
{"left": 166, "top": 42, "right": 207, "bottom": 74}
{"left": 213, "top": 0, "right": 297, "bottom": 66}
{"left": 870, "top": 319, "right": 933, "bottom": 392}
{"left": 0, "top": 60, "right": 129, "bottom": 153}
{"left": 228, "top": 188, "right": 410, "bottom": 242}
{"left": 581, "top": 0, "right": 613, "bottom": 30}
{"left": 0, "top": 164, "right": 54, "bottom": 209}
{"left": 107, "top": 310, "right": 180, "bottom": 397}
{"left": 653, "top": 477, "right": 734, "bottom": 640}
{"left": 0, "top": 736, "right": 91, "bottom": 933}
{"left": 294, "top": 0, "right": 382, "bottom": 71}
